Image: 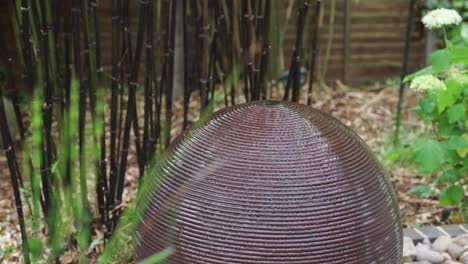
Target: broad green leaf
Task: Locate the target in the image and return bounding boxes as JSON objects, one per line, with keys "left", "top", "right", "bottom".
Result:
{"left": 409, "top": 185, "right": 434, "bottom": 197}
{"left": 446, "top": 78, "right": 463, "bottom": 97}
{"left": 435, "top": 170, "right": 459, "bottom": 184}
{"left": 437, "top": 89, "right": 455, "bottom": 114}
{"left": 437, "top": 79, "right": 462, "bottom": 113}
{"left": 451, "top": 46, "right": 468, "bottom": 65}
{"left": 437, "top": 115, "right": 451, "bottom": 137}
{"left": 447, "top": 104, "right": 465, "bottom": 124}
{"left": 403, "top": 66, "right": 433, "bottom": 83}
{"left": 430, "top": 49, "right": 451, "bottom": 73}
{"left": 455, "top": 134, "right": 468, "bottom": 158}
{"left": 445, "top": 135, "right": 468, "bottom": 149}
{"left": 461, "top": 23, "right": 468, "bottom": 44}
{"left": 412, "top": 138, "right": 446, "bottom": 174}
{"left": 439, "top": 186, "right": 464, "bottom": 206}
{"left": 418, "top": 97, "right": 437, "bottom": 118}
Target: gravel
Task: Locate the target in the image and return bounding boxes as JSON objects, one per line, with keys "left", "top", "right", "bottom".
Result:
{"left": 404, "top": 234, "right": 468, "bottom": 264}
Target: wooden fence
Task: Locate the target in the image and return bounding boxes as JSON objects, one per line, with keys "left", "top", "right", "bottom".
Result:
{"left": 1, "top": 0, "right": 426, "bottom": 85}
{"left": 283, "top": 0, "right": 426, "bottom": 83}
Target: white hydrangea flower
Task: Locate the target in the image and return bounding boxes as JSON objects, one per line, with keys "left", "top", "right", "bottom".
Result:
{"left": 448, "top": 66, "right": 468, "bottom": 85}
{"left": 422, "top": 8, "right": 462, "bottom": 29}
{"left": 410, "top": 75, "right": 446, "bottom": 92}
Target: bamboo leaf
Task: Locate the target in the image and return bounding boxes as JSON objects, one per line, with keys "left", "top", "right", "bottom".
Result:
{"left": 137, "top": 248, "right": 173, "bottom": 264}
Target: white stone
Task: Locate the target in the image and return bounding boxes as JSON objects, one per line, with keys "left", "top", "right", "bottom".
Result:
{"left": 433, "top": 236, "right": 453, "bottom": 252}
{"left": 454, "top": 234, "right": 468, "bottom": 247}
{"left": 404, "top": 236, "right": 417, "bottom": 261}
{"left": 416, "top": 243, "right": 446, "bottom": 264}
{"left": 442, "top": 260, "right": 461, "bottom": 264}
{"left": 459, "top": 251, "right": 468, "bottom": 264}
{"left": 447, "top": 242, "right": 465, "bottom": 259}
{"left": 442, "top": 252, "right": 452, "bottom": 260}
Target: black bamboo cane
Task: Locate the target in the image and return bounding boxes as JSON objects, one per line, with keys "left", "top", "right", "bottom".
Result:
{"left": 0, "top": 93, "right": 31, "bottom": 264}
{"left": 394, "top": 0, "right": 415, "bottom": 145}
{"left": 307, "top": 0, "right": 321, "bottom": 106}
{"left": 115, "top": 0, "right": 150, "bottom": 226}
{"left": 258, "top": 0, "right": 270, "bottom": 101}
{"left": 20, "top": 0, "right": 34, "bottom": 91}
{"left": 241, "top": 0, "right": 251, "bottom": 101}
{"left": 182, "top": 0, "right": 189, "bottom": 131}
{"left": 284, "top": 3, "right": 308, "bottom": 102}
{"left": 143, "top": 0, "right": 155, "bottom": 167}
{"left": 207, "top": 32, "right": 218, "bottom": 105}
{"left": 108, "top": 0, "right": 122, "bottom": 231}
{"left": 39, "top": 0, "right": 55, "bottom": 198}
{"left": 164, "top": 0, "right": 176, "bottom": 147}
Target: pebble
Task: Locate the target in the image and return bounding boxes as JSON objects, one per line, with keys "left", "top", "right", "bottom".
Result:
{"left": 442, "top": 260, "right": 461, "bottom": 264}
{"left": 459, "top": 251, "right": 468, "bottom": 264}
{"left": 433, "top": 236, "right": 453, "bottom": 252}
{"left": 404, "top": 236, "right": 417, "bottom": 261}
{"left": 403, "top": 235, "right": 468, "bottom": 264}
{"left": 454, "top": 234, "right": 468, "bottom": 247}
{"left": 416, "top": 243, "right": 445, "bottom": 264}
{"left": 448, "top": 242, "right": 465, "bottom": 259}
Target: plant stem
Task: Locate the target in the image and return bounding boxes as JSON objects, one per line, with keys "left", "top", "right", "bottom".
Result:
{"left": 319, "top": 0, "right": 335, "bottom": 89}
{"left": 394, "top": 0, "right": 415, "bottom": 145}
{"left": 307, "top": 0, "right": 321, "bottom": 106}
{"left": 0, "top": 92, "right": 30, "bottom": 264}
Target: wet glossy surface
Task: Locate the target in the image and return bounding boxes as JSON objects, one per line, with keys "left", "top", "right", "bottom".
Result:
{"left": 135, "top": 101, "right": 402, "bottom": 263}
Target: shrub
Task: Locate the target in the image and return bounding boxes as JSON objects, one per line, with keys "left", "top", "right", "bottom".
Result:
{"left": 404, "top": 8, "right": 467, "bottom": 221}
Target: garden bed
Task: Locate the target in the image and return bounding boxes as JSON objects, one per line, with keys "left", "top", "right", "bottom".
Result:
{"left": 0, "top": 82, "right": 449, "bottom": 263}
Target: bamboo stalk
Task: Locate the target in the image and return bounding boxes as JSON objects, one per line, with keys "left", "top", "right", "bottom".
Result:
{"left": 150, "top": 0, "right": 163, "bottom": 155}
{"left": 144, "top": 0, "right": 155, "bottom": 166}
{"left": 27, "top": 0, "right": 51, "bottom": 214}
{"left": 208, "top": 32, "right": 218, "bottom": 105}
{"left": 257, "top": 0, "right": 270, "bottom": 101}
{"left": 108, "top": 0, "right": 122, "bottom": 227}
{"left": 163, "top": 0, "right": 176, "bottom": 147}
{"left": 199, "top": 0, "right": 210, "bottom": 111}
{"left": 20, "top": 0, "right": 35, "bottom": 90}
{"left": 115, "top": 0, "right": 151, "bottom": 225}
{"left": 318, "top": 0, "right": 335, "bottom": 89}
{"left": 283, "top": 3, "right": 308, "bottom": 102}
{"left": 307, "top": 0, "right": 321, "bottom": 106}
{"left": 0, "top": 89, "right": 30, "bottom": 264}
{"left": 241, "top": 0, "right": 251, "bottom": 101}
{"left": 291, "top": 4, "right": 308, "bottom": 102}
{"left": 39, "top": 0, "right": 55, "bottom": 210}
{"left": 182, "top": 0, "right": 189, "bottom": 131}
{"left": 394, "top": 0, "right": 416, "bottom": 145}
{"left": 63, "top": 1, "right": 72, "bottom": 185}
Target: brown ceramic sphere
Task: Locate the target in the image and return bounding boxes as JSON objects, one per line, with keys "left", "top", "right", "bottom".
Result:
{"left": 135, "top": 101, "right": 402, "bottom": 263}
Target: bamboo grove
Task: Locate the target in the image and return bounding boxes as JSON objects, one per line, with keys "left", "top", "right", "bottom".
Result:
{"left": 0, "top": 0, "right": 325, "bottom": 262}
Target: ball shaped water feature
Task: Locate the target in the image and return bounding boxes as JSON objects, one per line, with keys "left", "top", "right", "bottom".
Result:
{"left": 135, "top": 101, "right": 402, "bottom": 263}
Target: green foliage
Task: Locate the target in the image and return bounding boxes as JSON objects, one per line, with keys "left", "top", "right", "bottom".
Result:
{"left": 137, "top": 249, "right": 173, "bottom": 264}
{"left": 431, "top": 49, "right": 451, "bottom": 73}
{"left": 439, "top": 185, "right": 464, "bottom": 206}
{"left": 404, "top": 17, "right": 468, "bottom": 220}
{"left": 409, "top": 185, "right": 435, "bottom": 197}
{"left": 412, "top": 138, "right": 447, "bottom": 174}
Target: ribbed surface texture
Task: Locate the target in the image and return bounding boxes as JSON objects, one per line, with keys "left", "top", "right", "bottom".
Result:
{"left": 135, "top": 101, "right": 402, "bottom": 263}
